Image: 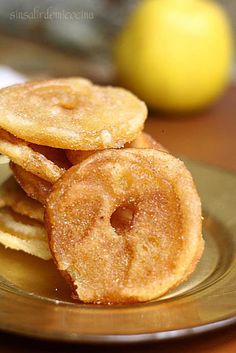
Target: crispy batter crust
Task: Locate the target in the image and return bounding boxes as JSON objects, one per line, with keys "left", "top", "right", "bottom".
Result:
{"left": 45, "top": 149, "right": 203, "bottom": 304}
{"left": 126, "top": 132, "right": 167, "bottom": 151}
{"left": 0, "top": 207, "right": 51, "bottom": 260}
{"left": 10, "top": 162, "right": 52, "bottom": 205}
{"left": 66, "top": 132, "right": 167, "bottom": 165}
{"left": 0, "top": 176, "right": 44, "bottom": 221}
{"left": 0, "top": 78, "right": 147, "bottom": 149}
{"left": 0, "top": 128, "right": 68, "bottom": 182}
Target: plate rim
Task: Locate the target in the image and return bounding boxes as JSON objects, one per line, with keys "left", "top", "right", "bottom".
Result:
{"left": 0, "top": 159, "right": 236, "bottom": 344}
{"left": 1, "top": 315, "right": 236, "bottom": 344}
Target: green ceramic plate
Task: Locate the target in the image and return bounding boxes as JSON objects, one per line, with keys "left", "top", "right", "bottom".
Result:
{"left": 0, "top": 159, "right": 236, "bottom": 343}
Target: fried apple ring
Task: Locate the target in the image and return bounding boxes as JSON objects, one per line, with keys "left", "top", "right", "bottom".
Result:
{"left": 0, "top": 129, "right": 67, "bottom": 182}
{"left": 66, "top": 132, "right": 167, "bottom": 165}
{"left": 45, "top": 149, "right": 203, "bottom": 304}
{"left": 0, "top": 128, "right": 70, "bottom": 182}
{"left": 30, "top": 144, "right": 71, "bottom": 170}
{"left": 0, "top": 207, "right": 51, "bottom": 260}
{"left": 0, "top": 177, "right": 44, "bottom": 222}
{"left": 10, "top": 162, "right": 52, "bottom": 205}
{"left": 126, "top": 132, "right": 168, "bottom": 152}
{"left": 66, "top": 150, "right": 94, "bottom": 166}
{"left": 0, "top": 78, "right": 147, "bottom": 149}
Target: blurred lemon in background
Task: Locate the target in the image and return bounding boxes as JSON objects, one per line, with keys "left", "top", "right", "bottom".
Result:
{"left": 115, "top": 0, "right": 233, "bottom": 112}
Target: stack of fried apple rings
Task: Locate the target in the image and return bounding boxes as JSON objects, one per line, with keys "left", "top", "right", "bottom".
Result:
{"left": 0, "top": 78, "right": 204, "bottom": 304}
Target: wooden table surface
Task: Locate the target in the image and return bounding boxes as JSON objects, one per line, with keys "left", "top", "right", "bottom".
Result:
{"left": 0, "top": 86, "right": 236, "bottom": 353}
{"left": 146, "top": 85, "right": 236, "bottom": 173}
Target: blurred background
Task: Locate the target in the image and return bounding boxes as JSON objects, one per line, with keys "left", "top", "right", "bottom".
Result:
{"left": 0, "top": 0, "right": 234, "bottom": 82}
{"left": 0, "top": 0, "right": 235, "bottom": 170}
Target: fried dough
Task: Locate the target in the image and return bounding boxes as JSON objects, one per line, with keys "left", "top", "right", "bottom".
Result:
{"left": 0, "top": 207, "right": 51, "bottom": 260}
{"left": 11, "top": 162, "right": 52, "bottom": 205}
{"left": 0, "top": 176, "right": 44, "bottom": 221}
{"left": 0, "top": 78, "right": 147, "bottom": 149}
{"left": 0, "top": 129, "right": 66, "bottom": 182}
{"left": 45, "top": 149, "right": 203, "bottom": 304}
{"left": 66, "top": 132, "right": 167, "bottom": 165}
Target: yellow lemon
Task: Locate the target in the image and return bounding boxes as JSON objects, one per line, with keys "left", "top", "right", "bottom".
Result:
{"left": 114, "top": 0, "right": 233, "bottom": 112}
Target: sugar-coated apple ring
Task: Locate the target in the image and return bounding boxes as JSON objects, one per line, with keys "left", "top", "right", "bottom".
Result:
{"left": 10, "top": 162, "right": 52, "bottom": 205}
{"left": 0, "top": 129, "right": 67, "bottom": 182}
{"left": 66, "top": 132, "right": 167, "bottom": 165}
{"left": 0, "top": 176, "right": 44, "bottom": 222}
{"left": 0, "top": 207, "right": 51, "bottom": 260}
{"left": 126, "top": 132, "right": 168, "bottom": 152}
{"left": 45, "top": 149, "right": 203, "bottom": 304}
{"left": 29, "top": 143, "right": 71, "bottom": 170}
{"left": 0, "top": 78, "right": 147, "bottom": 149}
{"left": 66, "top": 149, "right": 94, "bottom": 165}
